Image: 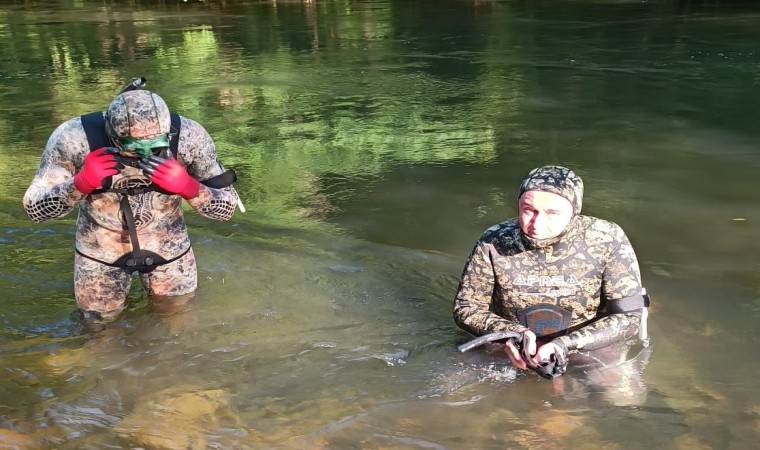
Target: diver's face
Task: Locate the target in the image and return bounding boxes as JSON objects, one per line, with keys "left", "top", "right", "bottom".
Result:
{"left": 518, "top": 191, "right": 574, "bottom": 240}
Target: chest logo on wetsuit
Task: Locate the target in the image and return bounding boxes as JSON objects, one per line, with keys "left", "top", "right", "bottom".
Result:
{"left": 513, "top": 274, "right": 580, "bottom": 297}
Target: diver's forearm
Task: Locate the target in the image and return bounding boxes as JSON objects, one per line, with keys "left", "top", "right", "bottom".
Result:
{"left": 555, "top": 312, "right": 641, "bottom": 352}
{"left": 454, "top": 299, "right": 526, "bottom": 336}
{"left": 186, "top": 185, "right": 238, "bottom": 221}
{"left": 23, "top": 179, "right": 83, "bottom": 223}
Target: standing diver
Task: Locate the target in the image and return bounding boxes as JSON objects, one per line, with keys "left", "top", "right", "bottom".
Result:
{"left": 23, "top": 77, "right": 240, "bottom": 323}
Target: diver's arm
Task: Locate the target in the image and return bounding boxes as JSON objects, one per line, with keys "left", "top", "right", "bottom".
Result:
{"left": 454, "top": 241, "right": 525, "bottom": 336}
{"left": 185, "top": 183, "right": 238, "bottom": 221}
{"left": 178, "top": 117, "right": 239, "bottom": 221}
{"left": 553, "top": 311, "right": 641, "bottom": 352}
{"left": 22, "top": 120, "right": 88, "bottom": 223}
{"left": 553, "top": 225, "right": 644, "bottom": 353}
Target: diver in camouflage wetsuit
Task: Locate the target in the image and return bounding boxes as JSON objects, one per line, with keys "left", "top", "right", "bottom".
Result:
{"left": 23, "top": 86, "right": 239, "bottom": 322}
{"left": 454, "top": 165, "right": 649, "bottom": 376}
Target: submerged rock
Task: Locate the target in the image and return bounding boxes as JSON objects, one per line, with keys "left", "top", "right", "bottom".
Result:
{"left": 0, "top": 427, "right": 37, "bottom": 449}
{"left": 114, "top": 386, "right": 247, "bottom": 450}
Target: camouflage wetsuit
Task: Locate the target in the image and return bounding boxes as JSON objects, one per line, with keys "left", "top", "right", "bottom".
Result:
{"left": 454, "top": 166, "right": 645, "bottom": 362}
{"left": 23, "top": 113, "right": 238, "bottom": 319}
{"left": 454, "top": 216, "right": 643, "bottom": 354}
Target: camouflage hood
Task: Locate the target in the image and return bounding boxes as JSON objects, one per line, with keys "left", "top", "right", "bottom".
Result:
{"left": 106, "top": 90, "right": 171, "bottom": 140}
{"left": 517, "top": 165, "right": 584, "bottom": 248}
{"left": 517, "top": 165, "right": 584, "bottom": 215}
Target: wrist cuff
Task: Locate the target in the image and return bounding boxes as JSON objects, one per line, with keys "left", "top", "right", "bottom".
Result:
{"left": 73, "top": 173, "right": 94, "bottom": 194}
{"left": 553, "top": 337, "right": 572, "bottom": 354}
{"left": 180, "top": 178, "right": 200, "bottom": 200}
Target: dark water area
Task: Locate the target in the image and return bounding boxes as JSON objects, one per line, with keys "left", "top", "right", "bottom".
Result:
{"left": 1, "top": 0, "right": 760, "bottom": 448}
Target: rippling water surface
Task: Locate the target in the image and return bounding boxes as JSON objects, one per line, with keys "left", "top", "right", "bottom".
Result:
{"left": 2, "top": 1, "right": 760, "bottom": 448}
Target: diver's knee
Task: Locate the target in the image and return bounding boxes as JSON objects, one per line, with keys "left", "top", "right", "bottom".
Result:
{"left": 74, "top": 307, "right": 125, "bottom": 333}
{"left": 144, "top": 272, "right": 197, "bottom": 297}
{"left": 150, "top": 291, "right": 196, "bottom": 315}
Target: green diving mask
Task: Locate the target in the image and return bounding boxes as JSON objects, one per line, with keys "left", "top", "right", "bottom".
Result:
{"left": 117, "top": 134, "right": 171, "bottom": 160}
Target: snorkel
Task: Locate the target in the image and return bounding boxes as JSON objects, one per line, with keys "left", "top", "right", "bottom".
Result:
{"left": 119, "top": 76, "right": 147, "bottom": 94}
{"left": 458, "top": 331, "right": 568, "bottom": 379}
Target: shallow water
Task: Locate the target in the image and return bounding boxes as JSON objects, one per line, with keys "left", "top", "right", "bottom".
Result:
{"left": 2, "top": 0, "right": 760, "bottom": 448}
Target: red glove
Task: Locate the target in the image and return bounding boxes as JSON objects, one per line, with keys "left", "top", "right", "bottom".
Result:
{"left": 139, "top": 155, "right": 200, "bottom": 200}
{"left": 74, "top": 147, "right": 120, "bottom": 194}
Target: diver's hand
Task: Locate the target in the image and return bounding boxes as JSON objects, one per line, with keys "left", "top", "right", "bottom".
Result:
{"left": 74, "top": 147, "right": 120, "bottom": 194}
{"left": 140, "top": 155, "right": 200, "bottom": 200}
{"left": 504, "top": 329, "right": 537, "bottom": 370}
{"left": 532, "top": 340, "right": 568, "bottom": 377}
{"left": 533, "top": 342, "right": 564, "bottom": 365}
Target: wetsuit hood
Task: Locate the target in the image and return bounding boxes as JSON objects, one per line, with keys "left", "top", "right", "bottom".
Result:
{"left": 106, "top": 90, "right": 172, "bottom": 143}
{"left": 518, "top": 165, "right": 584, "bottom": 215}
{"left": 517, "top": 165, "right": 584, "bottom": 248}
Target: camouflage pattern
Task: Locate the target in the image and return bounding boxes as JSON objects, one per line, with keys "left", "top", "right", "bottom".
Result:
{"left": 518, "top": 165, "right": 584, "bottom": 214}
{"left": 453, "top": 215, "right": 644, "bottom": 353}
{"left": 106, "top": 90, "right": 171, "bottom": 139}
{"left": 74, "top": 248, "right": 197, "bottom": 320}
{"left": 454, "top": 165, "right": 644, "bottom": 354}
{"left": 23, "top": 108, "right": 238, "bottom": 319}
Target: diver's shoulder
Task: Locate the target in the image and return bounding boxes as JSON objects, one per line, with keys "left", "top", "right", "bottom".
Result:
{"left": 47, "top": 117, "right": 89, "bottom": 151}
{"left": 177, "top": 115, "right": 209, "bottom": 133}
{"left": 176, "top": 116, "right": 214, "bottom": 148}
{"left": 480, "top": 218, "right": 520, "bottom": 243}
{"left": 576, "top": 215, "right": 628, "bottom": 241}
{"left": 51, "top": 116, "right": 86, "bottom": 134}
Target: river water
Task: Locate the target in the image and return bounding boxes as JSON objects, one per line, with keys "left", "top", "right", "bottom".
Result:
{"left": 1, "top": 0, "right": 760, "bottom": 448}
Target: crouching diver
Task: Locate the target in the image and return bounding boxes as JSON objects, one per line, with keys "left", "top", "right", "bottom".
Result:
{"left": 23, "top": 77, "right": 241, "bottom": 323}
{"left": 453, "top": 165, "right": 650, "bottom": 379}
